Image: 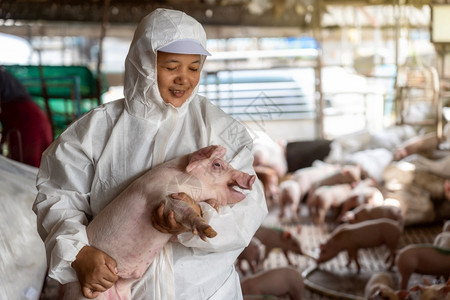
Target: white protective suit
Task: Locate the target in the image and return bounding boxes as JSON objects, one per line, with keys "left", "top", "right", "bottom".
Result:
{"left": 32, "top": 8, "right": 268, "bottom": 300}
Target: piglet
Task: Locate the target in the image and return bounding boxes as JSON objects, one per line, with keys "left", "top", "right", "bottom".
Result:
{"left": 291, "top": 163, "right": 341, "bottom": 200}
{"left": 336, "top": 178, "right": 384, "bottom": 222}
{"left": 409, "top": 279, "right": 450, "bottom": 300}
{"left": 364, "top": 272, "right": 408, "bottom": 300}
{"left": 308, "top": 183, "right": 353, "bottom": 225}
{"left": 65, "top": 145, "right": 256, "bottom": 300}
{"left": 236, "top": 237, "right": 263, "bottom": 276}
{"left": 306, "top": 165, "right": 362, "bottom": 216}
{"left": 278, "top": 179, "right": 302, "bottom": 222}
{"left": 316, "top": 218, "right": 402, "bottom": 273}
{"left": 340, "top": 204, "right": 404, "bottom": 225}
{"left": 240, "top": 267, "right": 304, "bottom": 300}
{"left": 396, "top": 244, "right": 450, "bottom": 290}
{"left": 254, "top": 225, "right": 303, "bottom": 266}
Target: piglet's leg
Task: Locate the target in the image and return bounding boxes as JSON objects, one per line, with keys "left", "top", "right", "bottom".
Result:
{"left": 169, "top": 193, "right": 217, "bottom": 241}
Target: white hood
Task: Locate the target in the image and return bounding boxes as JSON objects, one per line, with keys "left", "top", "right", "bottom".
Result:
{"left": 123, "top": 8, "right": 208, "bottom": 118}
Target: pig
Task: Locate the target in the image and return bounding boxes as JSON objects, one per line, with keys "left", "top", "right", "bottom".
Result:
{"left": 64, "top": 145, "right": 256, "bottom": 300}
{"left": 340, "top": 204, "right": 404, "bottom": 225}
{"left": 306, "top": 165, "right": 362, "bottom": 216}
{"left": 316, "top": 218, "right": 402, "bottom": 273}
{"left": 336, "top": 178, "right": 384, "bottom": 222}
{"left": 236, "top": 237, "right": 263, "bottom": 276}
{"left": 278, "top": 179, "right": 302, "bottom": 222}
{"left": 307, "top": 183, "right": 353, "bottom": 225}
{"left": 254, "top": 165, "right": 279, "bottom": 207}
{"left": 395, "top": 244, "right": 450, "bottom": 290}
{"left": 254, "top": 226, "right": 303, "bottom": 266}
{"left": 240, "top": 267, "right": 304, "bottom": 300}
{"left": 364, "top": 272, "right": 408, "bottom": 300}
{"left": 290, "top": 163, "right": 342, "bottom": 201}
{"left": 409, "top": 280, "right": 450, "bottom": 300}
{"left": 434, "top": 232, "right": 450, "bottom": 249}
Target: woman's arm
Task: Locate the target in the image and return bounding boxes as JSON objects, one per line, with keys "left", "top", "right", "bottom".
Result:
{"left": 32, "top": 119, "right": 119, "bottom": 294}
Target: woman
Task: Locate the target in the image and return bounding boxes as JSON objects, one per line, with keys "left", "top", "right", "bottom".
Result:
{"left": 33, "top": 8, "right": 267, "bottom": 300}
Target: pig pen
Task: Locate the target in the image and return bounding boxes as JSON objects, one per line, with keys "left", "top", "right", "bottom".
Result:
{"left": 254, "top": 205, "right": 444, "bottom": 300}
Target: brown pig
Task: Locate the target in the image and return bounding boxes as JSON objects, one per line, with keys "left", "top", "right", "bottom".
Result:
{"left": 236, "top": 237, "right": 263, "bottom": 276}
{"left": 64, "top": 145, "right": 256, "bottom": 300}
{"left": 278, "top": 179, "right": 302, "bottom": 222}
{"left": 340, "top": 204, "right": 404, "bottom": 225}
{"left": 254, "top": 226, "right": 303, "bottom": 266}
{"left": 364, "top": 272, "right": 408, "bottom": 300}
{"left": 241, "top": 267, "right": 304, "bottom": 300}
{"left": 316, "top": 218, "right": 402, "bottom": 273}
{"left": 395, "top": 244, "right": 450, "bottom": 290}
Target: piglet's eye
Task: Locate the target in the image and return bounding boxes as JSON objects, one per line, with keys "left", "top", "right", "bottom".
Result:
{"left": 214, "top": 162, "right": 221, "bottom": 167}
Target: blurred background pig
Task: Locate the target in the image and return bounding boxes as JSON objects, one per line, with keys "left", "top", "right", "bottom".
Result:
{"left": 316, "top": 218, "right": 402, "bottom": 273}
{"left": 364, "top": 272, "right": 407, "bottom": 300}
{"left": 395, "top": 244, "right": 450, "bottom": 290}
{"left": 278, "top": 179, "right": 302, "bottom": 222}
{"left": 254, "top": 225, "right": 303, "bottom": 266}
{"left": 240, "top": 267, "right": 304, "bottom": 300}
{"left": 236, "top": 237, "right": 264, "bottom": 276}
{"left": 340, "top": 204, "right": 404, "bottom": 225}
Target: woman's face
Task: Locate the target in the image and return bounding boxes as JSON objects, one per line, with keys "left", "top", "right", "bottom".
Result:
{"left": 157, "top": 52, "right": 201, "bottom": 107}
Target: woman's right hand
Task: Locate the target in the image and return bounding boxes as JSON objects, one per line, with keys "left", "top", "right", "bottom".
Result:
{"left": 71, "top": 245, "right": 119, "bottom": 299}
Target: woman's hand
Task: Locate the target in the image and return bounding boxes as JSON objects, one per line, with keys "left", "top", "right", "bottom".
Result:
{"left": 71, "top": 245, "right": 119, "bottom": 299}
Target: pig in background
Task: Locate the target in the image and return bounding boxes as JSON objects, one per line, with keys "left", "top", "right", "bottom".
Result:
{"left": 307, "top": 183, "right": 353, "bottom": 226}
{"left": 236, "top": 237, "right": 264, "bottom": 276}
{"left": 340, "top": 203, "right": 404, "bottom": 226}
{"left": 254, "top": 225, "right": 304, "bottom": 266}
{"left": 316, "top": 218, "right": 402, "bottom": 273}
{"left": 290, "top": 162, "right": 342, "bottom": 202}
{"left": 395, "top": 244, "right": 450, "bottom": 291}
{"left": 240, "top": 267, "right": 304, "bottom": 300}
{"left": 278, "top": 179, "right": 302, "bottom": 223}
{"left": 407, "top": 279, "right": 450, "bottom": 300}
{"left": 305, "top": 164, "right": 363, "bottom": 207}
{"left": 364, "top": 272, "right": 408, "bottom": 300}
{"left": 64, "top": 145, "right": 256, "bottom": 300}
{"left": 335, "top": 178, "right": 385, "bottom": 222}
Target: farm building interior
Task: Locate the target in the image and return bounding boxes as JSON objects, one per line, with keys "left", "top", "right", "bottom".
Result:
{"left": 1, "top": 0, "right": 450, "bottom": 299}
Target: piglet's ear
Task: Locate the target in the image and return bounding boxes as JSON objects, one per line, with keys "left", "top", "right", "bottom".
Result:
{"left": 186, "top": 145, "right": 227, "bottom": 173}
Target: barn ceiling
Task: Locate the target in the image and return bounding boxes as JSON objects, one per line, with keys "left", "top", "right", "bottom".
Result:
{"left": 0, "top": 0, "right": 433, "bottom": 27}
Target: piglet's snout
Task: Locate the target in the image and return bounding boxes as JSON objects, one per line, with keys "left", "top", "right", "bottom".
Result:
{"left": 232, "top": 171, "right": 256, "bottom": 190}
